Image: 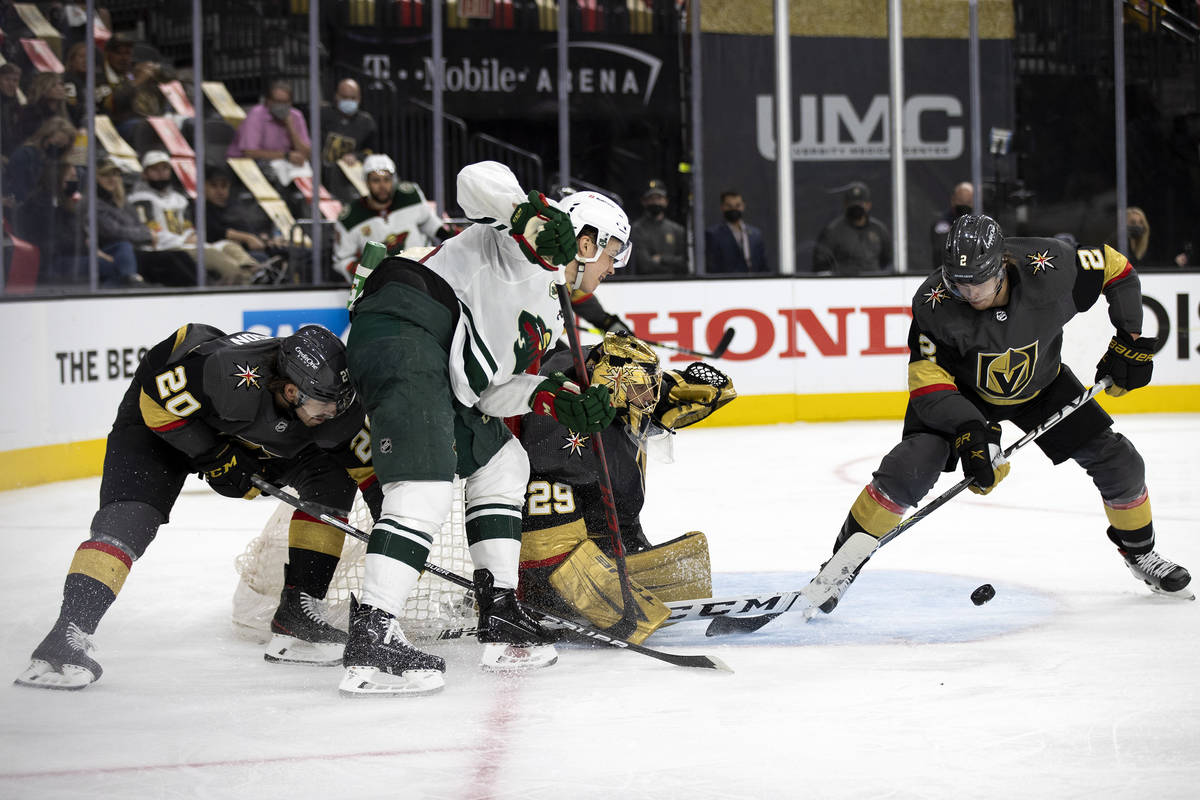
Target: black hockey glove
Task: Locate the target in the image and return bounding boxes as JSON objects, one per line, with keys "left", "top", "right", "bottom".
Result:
{"left": 1095, "top": 329, "right": 1156, "bottom": 397}
{"left": 510, "top": 191, "right": 576, "bottom": 270}
{"left": 530, "top": 372, "right": 616, "bottom": 433}
{"left": 596, "top": 313, "right": 630, "bottom": 334}
{"left": 197, "top": 443, "right": 260, "bottom": 499}
{"left": 954, "top": 421, "right": 1010, "bottom": 496}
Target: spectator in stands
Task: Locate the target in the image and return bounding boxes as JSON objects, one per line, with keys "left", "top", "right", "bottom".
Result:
{"left": 1123, "top": 206, "right": 1151, "bottom": 267}
{"left": 320, "top": 78, "right": 377, "bottom": 202}
{"left": 227, "top": 80, "right": 313, "bottom": 189}
{"left": 110, "top": 58, "right": 170, "bottom": 141}
{"left": 96, "top": 33, "right": 135, "bottom": 117}
{"left": 16, "top": 73, "right": 77, "bottom": 143}
{"left": 88, "top": 156, "right": 194, "bottom": 286}
{"left": 17, "top": 159, "right": 143, "bottom": 287}
{"left": 705, "top": 189, "right": 768, "bottom": 273}
{"left": 630, "top": 178, "right": 688, "bottom": 276}
{"left": 4, "top": 116, "right": 76, "bottom": 206}
{"left": 929, "top": 181, "right": 974, "bottom": 269}
{"left": 812, "top": 181, "right": 893, "bottom": 274}
{"left": 129, "top": 150, "right": 260, "bottom": 285}
{"left": 1, "top": 63, "right": 23, "bottom": 160}
{"left": 203, "top": 164, "right": 285, "bottom": 267}
{"left": 331, "top": 153, "right": 447, "bottom": 282}
{"left": 62, "top": 42, "right": 91, "bottom": 128}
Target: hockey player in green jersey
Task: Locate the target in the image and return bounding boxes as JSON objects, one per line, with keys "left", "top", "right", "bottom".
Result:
{"left": 342, "top": 160, "right": 627, "bottom": 696}
{"left": 818, "top": 213, "right": 1190, "bottom": 613}
{"left": 16, "top": 324, "right": 377, "bottom": 690}
{"left": 331, "top": 153, "right": 448, "bottom": 281}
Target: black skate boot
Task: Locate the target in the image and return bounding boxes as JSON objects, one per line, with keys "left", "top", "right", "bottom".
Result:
{"left": 339, "top": 596, "right": 445, "bottom": 697}
{"left": 474, "top": 568, "right": 558, "bottom": 671}
{"left": 264, "top": 585, "right": 349, "bottom": 666}
{"left": 14, "top": 619, "right": 102, "bottom": 690}
{"left": 1119, "top": 550, "right": 1193, "bottom": 599}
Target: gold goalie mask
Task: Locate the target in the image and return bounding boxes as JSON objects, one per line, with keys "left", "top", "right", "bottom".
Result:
{"left": 585, "top": 332, "right": 664, "bottom": 451}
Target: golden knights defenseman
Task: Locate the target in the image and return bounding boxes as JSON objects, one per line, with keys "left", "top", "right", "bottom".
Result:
{"left": 819, "top": 213, "right": 1190, "bottom": 614}
{"left": 342, "top": 161, "right": 625, "bottom": 696}
{"left": 15, "top": 324, "right": 377, "bottom": 690}
{"left": 518, "top": 332, "right": 737, "bottom": 643}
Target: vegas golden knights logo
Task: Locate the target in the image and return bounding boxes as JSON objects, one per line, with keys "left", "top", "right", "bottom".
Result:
{"left": 976, "top": 342, "right": 1038, "bottom": 400}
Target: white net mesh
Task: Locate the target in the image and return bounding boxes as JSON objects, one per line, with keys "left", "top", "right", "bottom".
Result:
{"left": 232, "top": 479, "right": 476, "bottom": 643}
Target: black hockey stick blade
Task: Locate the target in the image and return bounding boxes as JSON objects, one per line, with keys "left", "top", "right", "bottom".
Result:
{"left": 531, "top": 610, "right": 733, "bottom": 672}
{"left": 578, "top": 325, "right": 735, "bottom": 360}
{"left": 709, "top": 327, "right": 736, "bottom": 358}
{"left": 704, "top": 612, "right": 781, "bottom": 637}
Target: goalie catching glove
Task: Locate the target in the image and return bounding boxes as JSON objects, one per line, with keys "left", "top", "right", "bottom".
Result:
{"left": 652, "top": 362, "right": 737, "bottom": 430}
{"left": 531, "top": 372, "right": 617, "bottom": 433}
{"left": 197, "top": 443, "right": 260, "bottom": 499}
{"left": 954, "top": 421, "right": 1010, "bottom": 495}
{"left": 510, "top": 191, "right": 576, "bottom": 270}
{"left": 1096, "top": 329, "right": 1155, "bottom": 397}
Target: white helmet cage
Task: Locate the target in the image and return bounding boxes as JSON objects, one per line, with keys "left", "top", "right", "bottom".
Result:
{"left": 562, "top": 191, "right": 632, "bottom": 269}
{"left": 362, "top": 153, "right": 396, "bottom": 182}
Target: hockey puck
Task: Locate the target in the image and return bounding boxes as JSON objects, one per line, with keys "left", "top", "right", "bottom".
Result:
{"left": 970, "top": 584, "right": 996, "bottom": 606}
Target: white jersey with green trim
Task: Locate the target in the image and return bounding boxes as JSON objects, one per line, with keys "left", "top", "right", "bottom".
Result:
{"left": 423, "top": 161, "right": 566, "bottom": 418}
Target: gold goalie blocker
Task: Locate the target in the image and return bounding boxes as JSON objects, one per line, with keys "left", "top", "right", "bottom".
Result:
{"left": 520, "top": 333, "right": 737, "bottom": 643}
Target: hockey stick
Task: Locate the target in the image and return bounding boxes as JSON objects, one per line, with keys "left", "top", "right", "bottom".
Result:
{"left": 704, "top": 377, "right": 1114, "bottom": 636}
{"left": 250, "top": 477, "right": 732, "bottom": 672}
{"left": 558, "top": 287, "right": 641, "bottom": 640}
{"left": 579, "top": 325, "right": 736, "bottom": 360}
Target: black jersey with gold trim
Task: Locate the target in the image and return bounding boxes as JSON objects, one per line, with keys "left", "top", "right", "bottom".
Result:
{"left": 906, "top": 237, "right": 1143, "bottom": 433}
{"left": 135, "top": 324, "right": 366, "bottom": 463}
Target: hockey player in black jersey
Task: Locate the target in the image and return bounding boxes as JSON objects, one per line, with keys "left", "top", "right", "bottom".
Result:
{"left": 518, "top": 332, "right": 737, "bottom": 643}
{"left": 15, "top": 324, "right": 379, "bottom": 690}
{"left": 819, "top": 213, "right": 1190, "bottom": 613}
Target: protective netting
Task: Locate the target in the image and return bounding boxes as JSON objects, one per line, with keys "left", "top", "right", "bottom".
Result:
{"left": 232, "top": 479, "right": 477, "bottom": 643}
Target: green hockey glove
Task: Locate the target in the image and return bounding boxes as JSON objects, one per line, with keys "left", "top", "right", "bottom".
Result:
{"left": 530, "top": 372, "right": 616, "bottom": 433}
{"left": 510, "top": 191, "right": 576, "bottom": 270}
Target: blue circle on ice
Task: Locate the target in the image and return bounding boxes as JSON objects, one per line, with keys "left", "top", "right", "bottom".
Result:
{"left": 648, "top": 570, "right": 1058, "bottom": 647}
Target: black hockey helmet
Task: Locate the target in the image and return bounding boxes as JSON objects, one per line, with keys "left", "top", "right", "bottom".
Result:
{"left": 276, "top": 325, "right": 355, "bottom": 415}
{"left": 942, "top": 213, "right": 1004, "bottom": 298}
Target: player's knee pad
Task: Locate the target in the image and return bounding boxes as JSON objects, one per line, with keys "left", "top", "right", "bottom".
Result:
{"left": 464, "top": 438, "right": 530, "bottom": 509}
{"left": 377, "top": 479, "right": 456, "bottom": 537}
{"left": 89, "top": 500, "right": 165, "bottom": 560}
{"left": 1071, "top": 430, "right": 1146, "bottom": 503}
{"left": 873, "top": 433, "right": 948, "bottom": 509}
{"left": 625, "top": 531, "right": 712, "bottom": 602}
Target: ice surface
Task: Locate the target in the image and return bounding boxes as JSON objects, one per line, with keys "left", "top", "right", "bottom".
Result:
{"left": 1, "top": 415, "right": 1197, "bottom": 799}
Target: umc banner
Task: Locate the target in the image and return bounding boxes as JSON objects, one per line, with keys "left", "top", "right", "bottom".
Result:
{"left": 700, "top": 34, "right": 1016, "bottom": 272}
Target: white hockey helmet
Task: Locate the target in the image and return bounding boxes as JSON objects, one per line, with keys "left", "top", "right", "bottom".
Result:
{"left": 362, "top": 153, "right": 396, "bottom": 181}
{"left": 561, "top": 191, "right": 632, "bottom": 269}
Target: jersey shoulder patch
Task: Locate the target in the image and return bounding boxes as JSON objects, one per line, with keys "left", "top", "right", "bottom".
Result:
{"left": 199, "top": 336, "right": 278, "bottom": 422}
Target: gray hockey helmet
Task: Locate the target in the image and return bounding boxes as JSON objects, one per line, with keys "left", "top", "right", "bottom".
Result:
{"left": 277, "top": 325, "right": 355, "bottom": 415}
{"left": 942, "top": 213, "right": 1004, "bottom": 298}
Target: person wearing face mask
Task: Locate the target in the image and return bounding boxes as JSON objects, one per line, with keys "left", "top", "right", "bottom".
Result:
{"left": 226, "top": 80, "right": 313, "bottom": 187}
{"left": 812, "top": 181, "right": 893, "bottom": 275}
{"left": 4, "top": 116, "right": 77, "bottom": 207}
{"left": 630, "top": 178, "right": 687, "bottom": 276}
{"left": 929, "top": 181, "right": 975, "bottom": 268}
{"left": 1119, "top": 206, "right": 1151, "bottom": 267}
{"left": 319, "top": 78, "right": 378, "bottom": 200}
{"left": 705, "top": 190, "right": 769, "bottom": 273}
{"left": 128, "top": 150, "right": 260, "bottom": 284}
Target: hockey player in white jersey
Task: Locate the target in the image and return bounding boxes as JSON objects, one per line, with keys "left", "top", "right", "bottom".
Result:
{"left": 341, "top": 161, "right": 629, "bottom": 696}
{"left": 331, "top": 154, "right": 448, "bottom": 281}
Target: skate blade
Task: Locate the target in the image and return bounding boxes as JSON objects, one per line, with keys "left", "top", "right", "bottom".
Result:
{"left": 338, "top": 665, "right": 445, "bottom": 697}
{"left": 479, "top": 642, "right": 558, "bottom": 672}
{"left": 1147, "top": 584, "right": 1196, "bottom": 601}
{"left": 13, "top": 660, "right": 96, "bottom": 690}
{"left": 263, "top": 634, "right": 345, "bottom": 666}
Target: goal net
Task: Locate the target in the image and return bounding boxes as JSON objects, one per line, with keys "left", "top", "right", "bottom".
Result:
{"left": 232, "top": 479, "right": 476, "bottom": 643}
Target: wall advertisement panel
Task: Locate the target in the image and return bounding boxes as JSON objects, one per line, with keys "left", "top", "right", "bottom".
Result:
{"left": 3, "top": 274, "right": 1197, "bottom": 488}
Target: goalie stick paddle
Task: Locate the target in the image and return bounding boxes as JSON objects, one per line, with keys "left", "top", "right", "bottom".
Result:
{"left": 704, "top": 377, "right": 1115, "bottom": 637}
{"left": 249, "top": 477, "right": 732, "bottom": 672}
{"left": 580, "top": 325, "right": 736, "bottom": 360}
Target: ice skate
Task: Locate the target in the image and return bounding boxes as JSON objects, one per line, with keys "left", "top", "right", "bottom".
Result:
{"left": 339, "top": 596, "right": 445, "bottom": 697}
{"left": 264, "top": 586, "right": 349, "bottom": 666}
{"left": 1119, "top": 549, "right": 1194, "bottom": 600}
{"left": 14, "top": 620, "right": 102, "bottom": 691}
{"left": 474, "top": 569, "right": 558, "bottom": 672}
